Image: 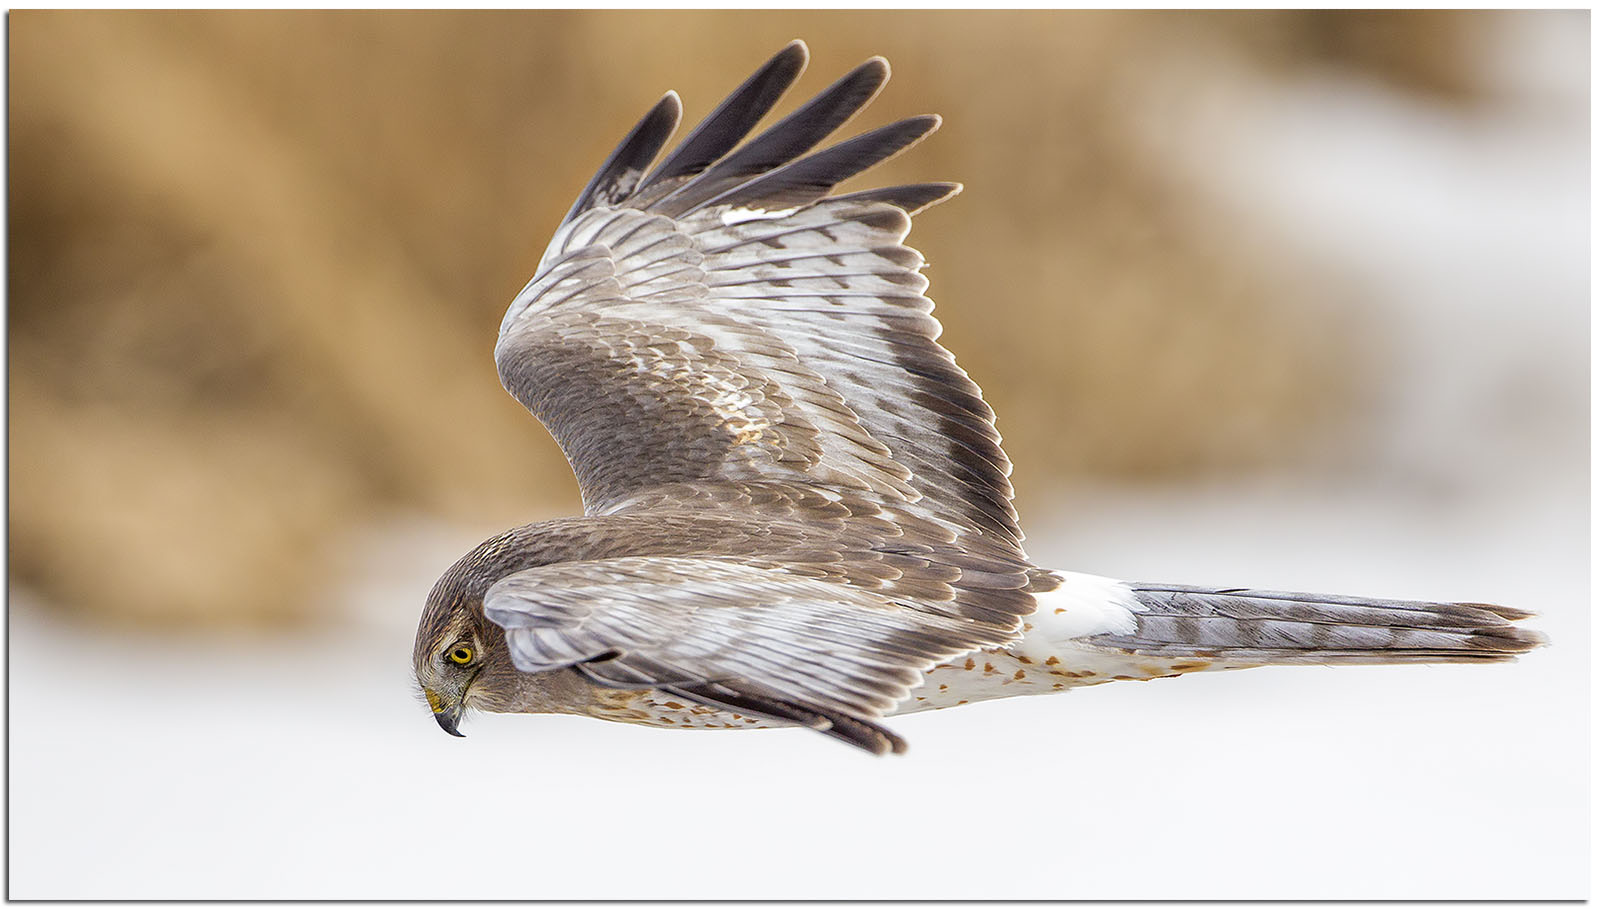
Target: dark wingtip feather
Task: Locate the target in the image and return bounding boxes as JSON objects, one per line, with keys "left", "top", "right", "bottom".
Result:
{"left": 833, "top": 181, "right": 963, "bottom": 215}
{"left": 821, "top": 713, "right": 908, "bottom": 756}
{"left": 639, "top": 41, "right": 810, "bottom": 192}
{"left": 703, "top": 114, "right": 943, "bottom": 214}
{"left": 667, "top": 680, "right": 907, "bottom": 756}
{"left": 559, "top": 90, "right": 682, "bottom": 227}
{"left": 652, "top": 55, "right": 893, "bottom": 217}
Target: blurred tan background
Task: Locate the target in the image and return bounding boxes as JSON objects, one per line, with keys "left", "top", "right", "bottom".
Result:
{"left": 7, "top": 11, "right": 1586, "bottom": 628}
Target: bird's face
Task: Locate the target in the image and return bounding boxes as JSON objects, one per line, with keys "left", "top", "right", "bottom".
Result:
{"left": 413, "top": 609, "right": 486, "bottom": 737}
{"left": 415, "top": 537, "right": 611, "bottom": 734}
{"left": 414, "top": 591, "right": 602, "bottom": 734}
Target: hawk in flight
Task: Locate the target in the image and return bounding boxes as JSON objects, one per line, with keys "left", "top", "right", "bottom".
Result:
{"left": 414, "top": 42, "right": 1542, "bottom": 754}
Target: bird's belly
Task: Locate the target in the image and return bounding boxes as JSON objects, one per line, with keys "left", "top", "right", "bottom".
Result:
{"left": 587, "top": 688, "right": 783, "bottom": 730}
{"left": 889, "top": 642, "right": 1239, "bottom": 716}
{"left": 888, "top": 648, "right": 1100, "bottom": 714}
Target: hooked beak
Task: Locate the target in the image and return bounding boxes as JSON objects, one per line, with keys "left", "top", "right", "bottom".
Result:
{"left": 424, "top": 688, "right": 466, "bottom": 738}
{"left": 434, "top": 706, "right": 465, "bottom": 737}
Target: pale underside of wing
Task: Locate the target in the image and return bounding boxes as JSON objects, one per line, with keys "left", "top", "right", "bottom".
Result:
{"left": 495, "top": 42, "right": 1024, "bottom": 581}
{"left": 484, "top": 556, "right": 987, "bottom": 753}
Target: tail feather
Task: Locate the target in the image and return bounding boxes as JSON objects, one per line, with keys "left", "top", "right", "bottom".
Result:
{"left": 1087, "top": 584, "right": 1546, "bottom": 665}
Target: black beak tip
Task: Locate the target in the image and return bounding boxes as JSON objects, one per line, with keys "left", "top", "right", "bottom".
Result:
{"left": 434, "top": 710, "right": 465, "bottom": 738}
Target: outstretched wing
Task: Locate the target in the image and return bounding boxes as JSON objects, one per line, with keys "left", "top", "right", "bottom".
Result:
{"left": 484, "top": 556, "right": 984, "bottom": 754}
{"left": 496, "top": 42, "right": 1021, "bottom": 564}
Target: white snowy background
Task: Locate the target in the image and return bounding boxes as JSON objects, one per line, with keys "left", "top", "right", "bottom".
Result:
{"left": 8, "top": 13, "right": 1588, "bottom": 900}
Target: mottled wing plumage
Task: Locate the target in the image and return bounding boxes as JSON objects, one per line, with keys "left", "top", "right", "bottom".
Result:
{"left": 495, "top": 43, "right": 1023, "bottom": 580}
{"left": 484, "top": 557, "right": 985, "bottom": 753}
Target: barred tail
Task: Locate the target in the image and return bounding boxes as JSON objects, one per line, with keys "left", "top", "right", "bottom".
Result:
{"left": 1086, "top": 584, "right": 1547, "bottom": 665}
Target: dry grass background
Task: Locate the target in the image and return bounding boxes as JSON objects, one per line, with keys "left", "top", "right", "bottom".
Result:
{"left": 9, "top": 11, "right": 1494, "bottom": 627}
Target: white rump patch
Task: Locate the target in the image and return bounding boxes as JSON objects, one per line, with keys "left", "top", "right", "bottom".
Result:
{"left": 1013, "top": 572, "right": 1143, "bottom": 664}
{"left": 719, "top": 205, "right": 800, "bottom": 226}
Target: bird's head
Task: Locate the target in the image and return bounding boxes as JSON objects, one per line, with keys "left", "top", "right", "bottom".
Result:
{"left": 414, "top": 526, "right": 599, "bottom": 736}
{"left": 413, "top": 577, "right": 496, "bottom": 737}
{"left": 413, "top": 545, "right": 540, "bottom": 737}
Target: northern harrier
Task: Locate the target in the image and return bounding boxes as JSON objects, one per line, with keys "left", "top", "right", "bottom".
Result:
{"left": 414, "top": 42, "right": 1542, "bottom": 754}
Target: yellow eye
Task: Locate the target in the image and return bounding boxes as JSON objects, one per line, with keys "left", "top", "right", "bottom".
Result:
{"left": 447, "top": 645, "right": 474, "bottom": 665}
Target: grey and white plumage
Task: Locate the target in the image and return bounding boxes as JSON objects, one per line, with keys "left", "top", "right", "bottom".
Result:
{"left": 413, "top": 41, "right": 1543, "bottom": 755}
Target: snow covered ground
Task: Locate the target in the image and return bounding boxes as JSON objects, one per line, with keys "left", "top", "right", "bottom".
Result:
{"left": 8, "top": 14, "right": 1587, "bottom": 900}
{"left": 8, "top": 474, "right": 1587, "bottom": 899}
